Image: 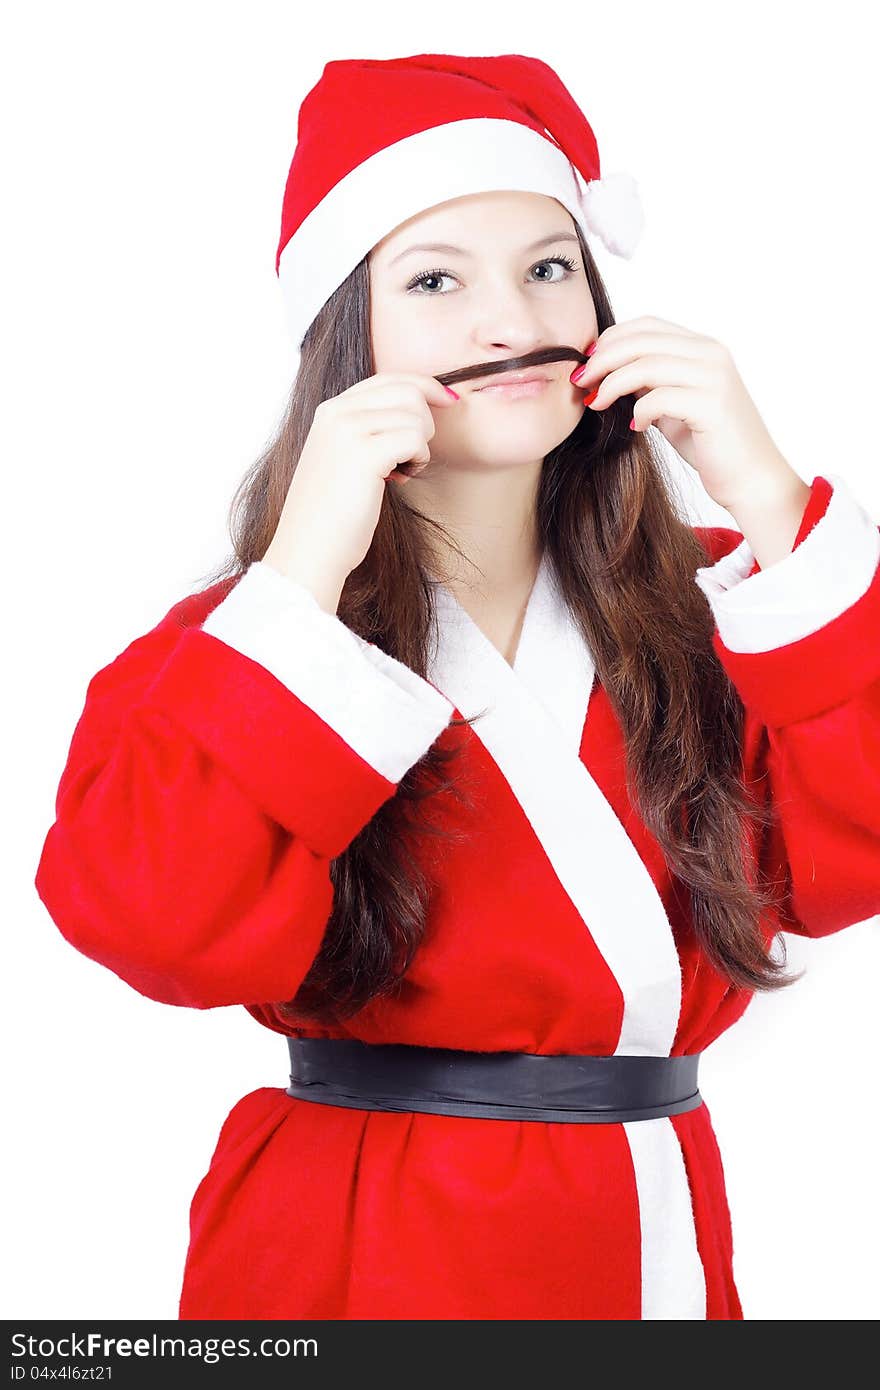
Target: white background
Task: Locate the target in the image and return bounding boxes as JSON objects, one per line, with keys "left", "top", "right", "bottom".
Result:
{"left": 6, "top": 0, "right": 878, "bottom": 1321}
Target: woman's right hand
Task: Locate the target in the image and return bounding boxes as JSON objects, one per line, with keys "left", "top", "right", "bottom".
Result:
{"left": 262, "top": 372, "right": 459, "bottom": 609}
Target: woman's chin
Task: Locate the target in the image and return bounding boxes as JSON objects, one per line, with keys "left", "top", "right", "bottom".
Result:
{"left": 451, "top": 417, "right": 581, "bottom": 456}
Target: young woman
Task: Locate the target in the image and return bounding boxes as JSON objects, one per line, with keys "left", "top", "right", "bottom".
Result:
{"left": 34, "top": 53, "right": 880, "bottom": 1320}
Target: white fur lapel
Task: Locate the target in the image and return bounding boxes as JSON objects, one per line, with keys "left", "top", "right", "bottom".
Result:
{"left": 426, "top": 550, "right": 683, "bottom": 1056}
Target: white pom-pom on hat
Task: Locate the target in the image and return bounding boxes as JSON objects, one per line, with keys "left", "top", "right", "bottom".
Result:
{"left": 580, "top": 171, "right": 646, "bottom": 259}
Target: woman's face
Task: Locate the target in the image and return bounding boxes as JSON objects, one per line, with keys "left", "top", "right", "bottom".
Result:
{"left": 368, "top": 190, "right": 597, "bottom": 474}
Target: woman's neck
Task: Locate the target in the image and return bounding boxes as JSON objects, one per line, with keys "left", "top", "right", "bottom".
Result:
{"left": 407, "top": 458, "right": 544, "bottom": 602}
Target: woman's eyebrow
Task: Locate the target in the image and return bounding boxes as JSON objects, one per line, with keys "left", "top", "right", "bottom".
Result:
{"left": 388, "top": 231, "right": 579, "bottom": 267}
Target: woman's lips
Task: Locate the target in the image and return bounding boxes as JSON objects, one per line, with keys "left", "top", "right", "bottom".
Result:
{"left": 473, "top": 377, "right": 551, "bottom": 398}
{"left": 435, "top": 345, "right": 589, "bottom": 393}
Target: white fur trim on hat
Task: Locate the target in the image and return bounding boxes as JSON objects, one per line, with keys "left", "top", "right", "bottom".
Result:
{"left": 278, "top": 117, "right": 644, "bottom": 353}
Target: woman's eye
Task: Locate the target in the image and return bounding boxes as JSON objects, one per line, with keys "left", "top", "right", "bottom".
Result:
{"left": 405, "top": 254, "right": 579, "bottom": 295}
{"left": 406, "top": 268, "right": 455, "bottom": 295}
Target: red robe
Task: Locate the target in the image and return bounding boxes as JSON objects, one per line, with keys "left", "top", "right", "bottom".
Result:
{"left": 34, "top": 471, "right": 880, "bottom": 1319}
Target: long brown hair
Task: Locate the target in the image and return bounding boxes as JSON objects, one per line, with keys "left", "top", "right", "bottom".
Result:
{"left": 195, "top": 222, "right": 799, "bottom": 1023}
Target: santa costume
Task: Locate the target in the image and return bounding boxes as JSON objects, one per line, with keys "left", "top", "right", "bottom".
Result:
{"left": 34, "top": 53, "right": 880, "bottom": 1320}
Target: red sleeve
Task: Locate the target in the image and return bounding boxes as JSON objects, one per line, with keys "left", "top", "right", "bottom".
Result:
{"left": 33, "top": 581, "right": 433, "bottom": 1009}
{"left": 700, "top": 476, "right": 880, "bottom": 938}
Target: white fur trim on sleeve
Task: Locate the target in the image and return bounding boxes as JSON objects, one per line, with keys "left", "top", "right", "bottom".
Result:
{"left": 200, "top": 561, "right": 455, "bottom": 782}
{"left": 693, "top": 471, "right": 880, "bottom": 654}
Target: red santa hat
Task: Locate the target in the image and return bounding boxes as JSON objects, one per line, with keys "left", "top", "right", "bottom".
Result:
{"left": 276, "top": 53, "right": 645, "bottom": 355}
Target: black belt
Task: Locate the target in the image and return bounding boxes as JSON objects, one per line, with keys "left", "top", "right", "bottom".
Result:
{"left": 285, "top": 1038, "right": 703, "bottom": 1124}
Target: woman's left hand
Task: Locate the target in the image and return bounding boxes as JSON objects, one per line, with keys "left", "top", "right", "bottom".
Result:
{"left": 574, "top": 314, "right": 799, "bottom": 513}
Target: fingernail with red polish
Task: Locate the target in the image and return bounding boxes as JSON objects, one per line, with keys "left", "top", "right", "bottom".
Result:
{"left": 570, "top": 363, "right": 587, "bottom": 383}
{"left": 585, "top": 341, "right": 598, "bottom": 356}
{"left": 628, "top": 418, "right": 636, "bottom": 430}
{"left": 583, "top": 388, "right": 600, "bottom": 405}
{"left": 444, "top": 385, "right": 460, "bottom": 399}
